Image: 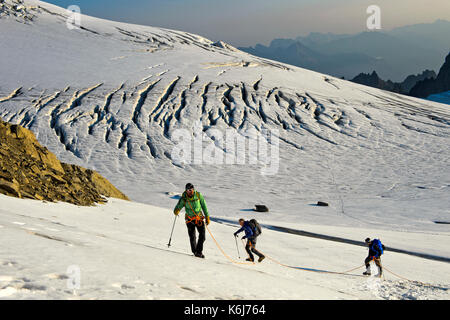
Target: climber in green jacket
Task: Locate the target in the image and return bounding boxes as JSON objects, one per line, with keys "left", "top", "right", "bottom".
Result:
{"left": 173, "top": 183, "right": 210, "bottom": 258}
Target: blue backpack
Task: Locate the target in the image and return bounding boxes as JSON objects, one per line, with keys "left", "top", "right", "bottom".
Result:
{"left": 372, "top": 239, "right": 384, "bottom": 255}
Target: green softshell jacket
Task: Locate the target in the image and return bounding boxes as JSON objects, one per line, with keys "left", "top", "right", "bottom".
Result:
{"left": 174, "top": 191, "right": 209, "bottom": 219}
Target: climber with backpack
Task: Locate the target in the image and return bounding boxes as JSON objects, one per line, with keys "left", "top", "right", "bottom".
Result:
{"left": 173, "top": 183, "right": 210, "bottom": 258}
{"left": 234, "top": 218, "right": 265, "bottom": 263}
{"left": 363, "top": 238, "right": 385, "bottom": 277}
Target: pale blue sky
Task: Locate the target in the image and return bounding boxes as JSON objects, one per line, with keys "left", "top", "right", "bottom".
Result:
{"left": 44, "top": 0, "right": 450, "bottom": 46}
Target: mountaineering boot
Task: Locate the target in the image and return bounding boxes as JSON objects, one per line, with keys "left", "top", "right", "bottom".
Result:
{"left": 195, "top": 253, "right": 205, "bottom": 258}
{"left": 246, "top": 258, "right": 254, "bottom": 262}
{"left": 363, "top": 266, "right": 371, "bottom": 276}
{"left": 258, "top": 255, "right": 265, "bottom": 263}
{"left": 375, "top": 267, "right": 382, "bottom": 278}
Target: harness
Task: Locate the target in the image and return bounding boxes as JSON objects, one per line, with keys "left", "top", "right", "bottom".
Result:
{"left": 185, "top": 192, "right": 204, "bottom": 226}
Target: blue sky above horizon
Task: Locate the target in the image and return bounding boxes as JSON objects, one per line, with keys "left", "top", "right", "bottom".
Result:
{"left": 43, "top": 0, "right": 450, "bottom": 46}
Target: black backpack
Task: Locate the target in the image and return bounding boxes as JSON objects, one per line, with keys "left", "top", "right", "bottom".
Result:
{"left": 249, "top": 219, "right": 262, "bottom": 237}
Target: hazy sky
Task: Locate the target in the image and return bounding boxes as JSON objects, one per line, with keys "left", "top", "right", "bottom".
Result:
{"left": 44, "top": 0, "right": 450, "bottom": 46}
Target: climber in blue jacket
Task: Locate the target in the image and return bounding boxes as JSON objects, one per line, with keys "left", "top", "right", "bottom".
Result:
{"left": 363, "top": 238, "right": 384, "bottom": 277}
{"left": 234, "top": 220, "right": 254, "bottom": 240}
{"left": 234, "top": 219, "right": 265, "bottom": 263}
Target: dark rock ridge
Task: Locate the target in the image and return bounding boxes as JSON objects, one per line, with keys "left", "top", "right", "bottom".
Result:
{"left": 410, "top": 52, "right": 450, "bottom": 98}
{"left": 351, "top": 70, "right": 437, "bottom": 94}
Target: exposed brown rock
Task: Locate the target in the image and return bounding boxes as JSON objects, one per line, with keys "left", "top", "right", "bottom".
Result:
{"left": 0, "top": 117, "right": 129, "bottom": 206}
{"left": 0, "top": 177, "right": 21, "bottom": 197}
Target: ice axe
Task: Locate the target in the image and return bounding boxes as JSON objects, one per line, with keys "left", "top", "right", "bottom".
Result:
{"left": 167, "top": 215, "right": 178, "bottom": 248}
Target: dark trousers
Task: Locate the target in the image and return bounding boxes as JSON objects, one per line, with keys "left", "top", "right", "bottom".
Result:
{"left": 245, "top": 238, "right": 264, "bottom": 260}
{"left": 365, "top": 256, "right": 382, "bottom": 273}
{"left": 186, "top": 221, "right": 205, "bottom": 255}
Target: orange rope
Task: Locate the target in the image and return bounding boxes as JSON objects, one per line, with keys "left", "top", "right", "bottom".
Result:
{"left": 183, "top": 195, "right": 439, "bottom": 285}
{"left": 382, "top": 266, "right": 442, "bottom": 287}
{"left": 206, "top": 225, "right": 255, "bottom": 265}
{"left": 206, "top": 223, "right": 438, "bottom": 286}
{"left": 245, "top": 235, "right": 365, "bottom": 275}
{"left": 339, "top": 263, "right": 367, "bottom": 275}
{"left": 185, "top": 194, "right": 205, "bottom": 226}
{"left": 383, "top": 266, "right": 411, "bottom": 281}
{"left": 233, "top": 230, "right": 365, "bottom": 274}
{"left": 185, "top": 215, "right": 204, "bottom": 226}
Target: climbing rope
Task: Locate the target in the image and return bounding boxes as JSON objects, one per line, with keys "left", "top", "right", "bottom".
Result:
{"left": 383, "top": 266, "right": 411, "bottom": 282}
{"left": 207, "top": 225, "right": 363, "bottom": 273}
{"left": 381, "top": 266, "right": 445, "bottom": 288}
{"left": 246, "top": 235, "right": 367, "bottom": 275}
{"left": 203, "top": 218, "right": 447, "bottom": 289}
{"left": 206, "top": 225, "right": 445, "bottom": 288}
{"left": 206, "top": 225, "right": 254, "bottom": 265}
{"left": 264, "top": 252, "right": 366, "bottom": 276}
{"left": 187, "top": 195, "right": 252, "bottom": 265}
{"left": 185, "top": 214, "right": 204, "bottom": 226}
{"left": 185, "top": 194, "right": 205, "bottom": 226}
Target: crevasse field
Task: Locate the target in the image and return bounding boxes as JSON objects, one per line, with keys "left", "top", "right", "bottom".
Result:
{"left": 0, "top": 0, "right": 449, "bottom": 299}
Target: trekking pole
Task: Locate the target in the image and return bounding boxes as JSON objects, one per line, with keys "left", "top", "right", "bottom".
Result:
{"left": 167, "top": 215, "right": 178, "bottom": 248}
{"left": 234, "top": 235, "right": 241, "bottom": 259}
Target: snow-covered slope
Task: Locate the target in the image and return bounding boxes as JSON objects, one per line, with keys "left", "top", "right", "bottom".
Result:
{"left": 0, "top": 194, "right": 448, "bottom": 300}
{"left": 0, "top": 1, "right": 449, "bottom": 236}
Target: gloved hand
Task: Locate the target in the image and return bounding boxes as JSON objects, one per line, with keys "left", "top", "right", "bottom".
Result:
{"left": 205, "top": 216, "right": 210, "bottom": 226}
{"left": 174, "top": 208, "right": 180, "bottom": 216}
{"left": 233, "top": 232, "right": 238, "bottom": 237}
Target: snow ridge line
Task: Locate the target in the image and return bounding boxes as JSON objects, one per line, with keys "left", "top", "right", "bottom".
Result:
{"left": 34, "top": 91, "right": 61, "bottom": 113}
{"left": 200, "top": 82, "right": 213, "bottom": 114}
{"left": 58, "top": 83, "right": 103, "bottom": 121}
{"left": 45, "top": 84, "right": 102, "bottom": 158}
{"left": 188, "top": 75, "right": 199, "bottom": 90}
{"left": 88, "top": 83, "right": 125, "bottom": 136}
{"left": 0, "top": 87, "right": 22, "bottom": 103}
{"left": 103, "top": 83, "right": 124, "bottom": 115}
{"left": 174, "top": 87, "right": 188, "bottom": 121}
{"left": 132, "top": 79, "right": 161, "bottom": 131}
{"left": 150, "top": 77, "right": 181, "bottom": 121}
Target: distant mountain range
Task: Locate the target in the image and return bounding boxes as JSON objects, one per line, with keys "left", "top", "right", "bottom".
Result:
{"left": 351, "top": 70, "right": 437, "bottom": 95}
{"left": 349, "top": 51, "right": 450, "bottom": 104}
{"left": 239, "top": 20, "right": 450, "bottom": 82}
{"left": 410, "top": 52, "right": 450, "bottom": 98}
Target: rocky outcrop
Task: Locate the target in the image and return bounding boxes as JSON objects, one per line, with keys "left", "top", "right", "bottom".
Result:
{"left": 0, "top": 118, "right": 129, "bottom": 205}
{"left": 351, "top": 69, "right": 438, "bottom": 95}
{"left": 0, "top": 0, "right": 37, "bottom": 22}
{"left": 410, "top": 52, "right": 450, "bottom": 98}
{"left": 351, "top": 71, "right": 403, "bottom": 93}
{"left": 212, "top": 41, "right": 239, "bottom": 52}
{"left": 401, "top": 70, "right": 436, "bottom": 93}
